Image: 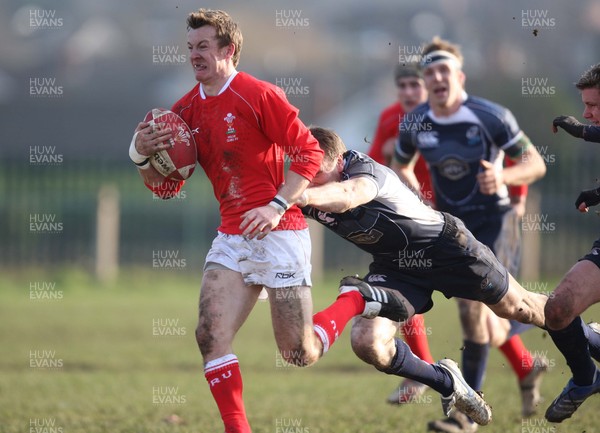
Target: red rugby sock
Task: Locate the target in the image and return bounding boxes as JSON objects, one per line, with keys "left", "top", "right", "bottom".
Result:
{"left": 204, "top": 354, "right": 251, "bottom": 433}
{"left": 401, "top": 314, "right": 435, "bottom": 364}
{"left": 313, "top": 291, "right": 365, "bottom": 353}
{"left": 499, "top": 335, "right": 534, "bottom": 380}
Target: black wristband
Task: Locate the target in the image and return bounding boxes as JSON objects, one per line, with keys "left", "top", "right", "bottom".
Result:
{"left": 271, "top": 196, "right": 288, "bottom": 211}
{"left": 134, "top": 158, "right": 150, "bottom": 167}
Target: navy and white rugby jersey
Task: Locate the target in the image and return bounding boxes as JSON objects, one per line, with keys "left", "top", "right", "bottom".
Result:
{"left": 395, "top": 93, "right": 528, "bottom": 217}
{"left": 302, "top": 150, "right": 445, "bottom": 262}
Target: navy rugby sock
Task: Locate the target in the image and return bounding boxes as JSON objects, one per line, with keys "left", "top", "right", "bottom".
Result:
{"left": 379, "top": 338, "right": 453, "bottom": 396}
{"left": 549, "top": 316, "right": 596, "bottom": 385}
{"left": 462, "top": 340, "right": 489, "bottom": 392}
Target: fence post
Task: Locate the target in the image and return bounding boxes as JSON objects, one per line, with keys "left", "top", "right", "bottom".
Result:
{"left": 96, "top": 184, "right": 120, "bottom": 282}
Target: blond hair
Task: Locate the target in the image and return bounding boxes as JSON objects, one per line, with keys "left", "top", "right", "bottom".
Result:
{"left": 422, "top": 36, "right": 463, "bottom": 67}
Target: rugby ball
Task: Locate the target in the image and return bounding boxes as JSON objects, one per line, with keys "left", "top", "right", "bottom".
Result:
{"left": 144, "top": 108, "right": 197, "bottom": 181}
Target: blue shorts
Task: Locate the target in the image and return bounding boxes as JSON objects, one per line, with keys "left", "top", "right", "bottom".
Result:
{"left": 364, "top": 213, "right": 509, "bottom": 314}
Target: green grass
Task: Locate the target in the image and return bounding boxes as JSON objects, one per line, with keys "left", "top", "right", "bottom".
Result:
{"left": 2, "top": 269, "right": 600, "bottom": 433}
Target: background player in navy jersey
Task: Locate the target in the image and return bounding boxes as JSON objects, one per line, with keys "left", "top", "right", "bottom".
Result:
{"left": 297, "top": 126, "right": 600, "bottom": 431}
{"left": 377, "top": 64, "right": 543, "bottom": 414}
{"left": 394, "top": 37, "right": 548, "bottom": 432}
{"left": 544, "top": 63, "right": 600, "bottom": 423}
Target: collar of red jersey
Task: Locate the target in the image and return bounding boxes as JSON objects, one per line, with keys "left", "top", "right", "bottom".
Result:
{"left": 199, "top": 70, "right": 239, "bottom": 99}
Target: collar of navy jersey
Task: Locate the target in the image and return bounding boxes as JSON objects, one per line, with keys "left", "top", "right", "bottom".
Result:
{"left": 426, "top": 91, "right": 477, "bottom": 124}
{"left": 199, "top": 69, "right": 238, "bottom": 99}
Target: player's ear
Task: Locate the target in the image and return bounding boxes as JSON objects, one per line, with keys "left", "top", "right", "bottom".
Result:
{"left": 458, "top": 69, "right": 466, "bottom": 87}
{"left": 222, "top": 43, "right": 235, "bottom": 60}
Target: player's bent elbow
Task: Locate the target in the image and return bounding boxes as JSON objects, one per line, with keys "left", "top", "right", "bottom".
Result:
{"left": 536, "top": 158, "right": 547, "bottom": 179}
{"left": 528, "top": 151, "right": 547, "bottom": 181}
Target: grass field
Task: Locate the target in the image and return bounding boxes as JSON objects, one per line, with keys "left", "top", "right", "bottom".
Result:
{"left": 2, "top": 269, "right": 600, "bottom": 433}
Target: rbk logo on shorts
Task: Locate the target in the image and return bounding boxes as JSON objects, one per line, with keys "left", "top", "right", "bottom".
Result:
{"left": 275, "top": 272, "right": 296, "bottom": 279}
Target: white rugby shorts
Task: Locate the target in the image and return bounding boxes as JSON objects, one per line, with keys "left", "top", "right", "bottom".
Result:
{"left": 204, "top": 229, "right": 312, "bottom": 288}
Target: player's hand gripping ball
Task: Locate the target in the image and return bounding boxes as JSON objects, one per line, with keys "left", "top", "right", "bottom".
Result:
{"left": 144, "top": 108, "right": 197, "bottom": 181}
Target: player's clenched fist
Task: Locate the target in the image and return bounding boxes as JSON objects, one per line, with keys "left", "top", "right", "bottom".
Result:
{"left": 477, "top": 159, "right": 504, "bottom": 195}
{"left": 575, "top": 186, "right": 600, "bottom": 212}
{"left": 239, "top": 205, "right": 283, "bottom": 240}
{"left": 552, "top": 115, "right": 585, "bottom": 138}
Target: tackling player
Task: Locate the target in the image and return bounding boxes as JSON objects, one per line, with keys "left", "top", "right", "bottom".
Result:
{"left": 544, "top": 63, "right": 600, "bottom": 423}
{"left": 298, "top": 126, "right": 600, "bottom": 431}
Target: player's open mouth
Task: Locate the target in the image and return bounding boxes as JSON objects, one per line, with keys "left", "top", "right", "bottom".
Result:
{"left": 193, "top": 63, "right": 207, "bottom": 71}
{"left": 433, "top": 87, "right": 448, "bottom": 98}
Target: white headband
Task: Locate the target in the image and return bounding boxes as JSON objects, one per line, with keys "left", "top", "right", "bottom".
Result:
{"left": 420, "top": 50, "right": 462, "bottom": 69}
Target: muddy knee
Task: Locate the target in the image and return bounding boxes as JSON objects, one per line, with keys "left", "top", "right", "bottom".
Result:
{"left": 278, "top": 345, "right": 319, "bottom": 367}
{"left": 350, "top": 320, "right": 395, "bottom": 369}
{"left": 545, "top": 297, "right": 574, "bottom": 330}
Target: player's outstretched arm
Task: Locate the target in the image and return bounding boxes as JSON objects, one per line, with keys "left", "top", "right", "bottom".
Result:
{"left": 585, "top": 126, "right": 600, "bottom": 142}
{"left": 552, "top": 115, "right": 600, "bottom": 143}
{"left": 299, "top": 176, "right": 378, "bottom": 213}
{"left": 552, "top": 115, "right": 586, "bottom": 138}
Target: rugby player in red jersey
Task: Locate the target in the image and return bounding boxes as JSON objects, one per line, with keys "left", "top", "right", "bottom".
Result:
{"left": 128, "top": 9, "right": 410, "bottom": 432}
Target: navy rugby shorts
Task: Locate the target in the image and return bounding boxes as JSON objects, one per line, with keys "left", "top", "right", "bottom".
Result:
{"left": 364, "top": 213, "right": 509, "bottom": 314}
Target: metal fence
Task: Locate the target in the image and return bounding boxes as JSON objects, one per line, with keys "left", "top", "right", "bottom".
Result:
{"left": 2, "top": 147, "right": 600, "bottom": 281}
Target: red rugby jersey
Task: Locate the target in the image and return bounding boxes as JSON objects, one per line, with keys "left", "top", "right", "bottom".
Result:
{"left": 368, "top": 102, "right": 435, "bottom": 203}
{"left": 163, "top": 71, "right": 323, "bottom": 234}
